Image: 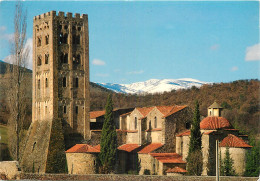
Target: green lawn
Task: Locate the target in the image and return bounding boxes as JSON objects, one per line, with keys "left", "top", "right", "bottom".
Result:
{"left": 0, "top": 124, "right": 8, "bottom": 144}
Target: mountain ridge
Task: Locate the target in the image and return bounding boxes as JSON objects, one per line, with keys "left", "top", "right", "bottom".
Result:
{"left": 96, "top": 78, "right": 210, "bottom": 94}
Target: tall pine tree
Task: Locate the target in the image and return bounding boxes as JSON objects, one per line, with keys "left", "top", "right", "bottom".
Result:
{"left": 99, "top": 94, "right": 117, "bottom": 173}
{"left": 187, "top": 100, "right": 203, "bottom": 175}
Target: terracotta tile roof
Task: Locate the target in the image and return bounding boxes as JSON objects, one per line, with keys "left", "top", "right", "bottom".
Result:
{"left": 176, "top": 130, "right": 191, "bottom": 137}
{"left": 220, "top": 134, "right": 252, "bottom": 148}
{"left": 156, "top": 106, "right": 175, "bottom": 116}
{"left": 136, "top": 107, "right": 154, "bottom": 117}
{"left": 93, "top": 144, "right": 100, "bottom": 151}
{"left": 138, "top": 143, "right": 164, "bottom": 154}
{"left": 200, "top": 116, "right": 232, "bottom": 130}
{"left": 90, "top": 111, "right": 105, "bottom": 119}
{"left": 66, "top": 144, "right": 100, "bottom": 153}
{"left": 150, "top": 153, "right": 186, "bottom": 164}
{"left": 163, "top": 105, "right": 187, "bottom": 118}
{"left": 166, "top": 167, "right": 187, "bottom": 173}
{"left": 203, "top": 130, "right": 215, "bottom": 135}
{"left": 118, "top": 144, "right": 140, "bottom": 152}
{"left": 146, "top": 128, "right": 162, "bottom": 132}
{"left": 120, "top": 111, "right": 132, "bottom": 116}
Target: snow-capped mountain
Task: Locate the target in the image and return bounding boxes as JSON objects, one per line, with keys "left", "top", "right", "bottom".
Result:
{"left": 96, "top": 78, "right": 210, "bottom": 94}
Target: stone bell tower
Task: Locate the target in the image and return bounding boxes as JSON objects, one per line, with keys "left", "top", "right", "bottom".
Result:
{"left": 32, "top": 10, "right": 90, "bottom": 138}
{"left": 21, "top": 11, "right": 90, "bottom": 173}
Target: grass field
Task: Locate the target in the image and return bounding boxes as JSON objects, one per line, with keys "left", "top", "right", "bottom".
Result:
{"left": 0, "top": 124, "right": 8, "bottom": 144}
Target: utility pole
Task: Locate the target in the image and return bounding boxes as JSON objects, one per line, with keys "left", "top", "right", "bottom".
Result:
{"left": 216, "top": 139, "right": 220, "bottom": 181}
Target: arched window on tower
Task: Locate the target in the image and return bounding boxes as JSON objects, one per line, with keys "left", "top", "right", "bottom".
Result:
{"left": 63, "top": 77, "right": 66, "bottom": 87}
{"left": 37, "top": 55, "right": 42, "bottom": 66}
{"left": 45, "top": 78, "right": 48, "bottom": 88}
{"left": 45, "top": 54, "right": 49, "bottom": 64}
{"left": 37, "top": 36, "right": 41, "bottom": 47}
{"left": 45, "top": 35, "right": 49, "bottom": 45}
{"left": 154, "top": 117, "right": 157, "bottom": 128}
{"left": 38, "top": 79, "right": 40, "bottom": 89}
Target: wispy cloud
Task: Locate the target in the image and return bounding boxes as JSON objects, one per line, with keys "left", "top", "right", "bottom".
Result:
{"left": 245, "top": 43, "right": 260, "bottom": 61}
{"left": 96, "top": 73, "right": 109, "bottom": 77}
{"left": 127, "top": 70, "right": 144, "bottom": 75}
{"left": 0, "top": 26, "right": 13, "bottom": 41}
{"left": 231, "top": 66, "right": 238, "bottom": 72}
{"left": 92, "top": 59, "right": 106, "bottom": 66}
{"left": 3, "top": 37, "right": 33, "bottom": 70}
{"left": 210, "top": 44, "right": 220, "bottom": 50}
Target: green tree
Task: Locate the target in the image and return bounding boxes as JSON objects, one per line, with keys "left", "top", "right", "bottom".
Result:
{"left": 99, "top": 94, "right": 117, "bottom": 173}
{"left": 221, "top": 147, "right": 236, "bottom": 176}
{"left": 187, "top": 100, "right": 203, "bottom": 175}
{"left": 244, "top": 138, "right": 260, "bottom": 177}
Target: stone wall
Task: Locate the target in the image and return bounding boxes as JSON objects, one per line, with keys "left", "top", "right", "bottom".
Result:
{"left": 20, "top": 173, "right": 258, "bottom": 181}
{"left": 0, "top": 161, "right": 21, "bottom": 180}
{"left": 66, "top": 153, "right": 98, "bottom": 174}
{"left": 220, "top": 147, "right": 249, "bottom": 176}
{"left": 138, "top": 154, "right": 154, "bottom": 175}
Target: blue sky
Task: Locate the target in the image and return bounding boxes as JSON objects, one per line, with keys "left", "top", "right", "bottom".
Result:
{"left": 0, "top": 1, "right": 259, "bottom": 84}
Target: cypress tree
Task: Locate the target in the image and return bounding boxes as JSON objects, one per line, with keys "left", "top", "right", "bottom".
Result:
{"left": 99, "top": 94, "right": 117, "bottom": 173}
{"left": 187, "top": 100, "right": 203, "bottom": 175}
{"left": 189, "top": 100, "right": 202, "bottom": 153}
{"left": 222, "top": 147, "right": 236, "bottom": 176}
{"left": 244, "top": 138, "right": 260, "bottom": 177}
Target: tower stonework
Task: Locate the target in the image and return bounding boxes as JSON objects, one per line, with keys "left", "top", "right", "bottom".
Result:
{"left": 21, "top": 11, "right": 90, "bottom": 173}
{"left": 32, "top": 11, "right": 90, "bottom": 138}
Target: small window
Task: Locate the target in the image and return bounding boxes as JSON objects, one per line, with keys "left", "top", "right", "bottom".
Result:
{"left": 75, "top": 78, "right": 79, "bottom": 88}
{"left": 64, "top": 53, "right": 68, "bottom": 64}
{"left": 33, "top": 142, "right": 36, "bottom": 151}
{"left": 63, "top": 34, "right": 68, "bottom": 44}
{"left": 186, "top": 122, "right": 191, "bottom": 129}
{"left": 45, "top": 35, "right": 49, "bottom": 45}
{"left": 64, "top": 106, "right": 67, "bottom": 114}
{"left": 45, "top": 106, "right": 47, "bottom": 115}
{"left": 63, "top": 77, "right": 66, "bottom": 87}
{"left": 64, "top": 25, "right": 68, "bottom": 30}
{"left": 45, "top": 54, "right": 49, "bottom": 64}
{"left": 154, "top": 117, "right": 157, "bottom": 128}
{"left": 78, "top": 27, "right": 81, "bottom": 31}
{"left": 38, "top": 79, "right": 40, "bottom": 89}
{"left": 72, "top": 26, "right": 76, "bottom": 31}
{"left": 135, "top": 117, "right": 137, "bottom": 130}
{"left": 209, "top": 111, "right": 212, "bottom": 116}
{"left": 37, "top": 56, "right": 42, "bottom": 66}
{"left": 45, "top": 78, "right": 48, "bottom": 88}
{"left": 75, "top": 106, "right": 78, "bottom": 114}
{"left": 37, "top": 36, "right": 41, "bottom": 47}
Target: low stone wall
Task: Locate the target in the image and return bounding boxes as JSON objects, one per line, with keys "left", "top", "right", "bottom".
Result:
{"left": 20, "top": 173, "right": 258, "bottom": 181}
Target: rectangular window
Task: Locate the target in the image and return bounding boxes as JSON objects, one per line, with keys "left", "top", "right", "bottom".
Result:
{"left": 38, "top": 79, "right": 40, "bottom": 89}
{"left": 45, "top": 78, "right": 48, "bottom": 88}
{"left": 45, "top": 54, "right": 49, "bottom": 64}
{"left": 63, "top": 106, "right": 67, "bottom": 114}
{"left": 75, "top": 106, "right": 78, "bottom": 114}
{"left": 37, "top": 36, "right": 41, "bottom": 47}
{"left": 37, "top": 56, "right": 42, "bottom": 66}
{"left": 75, "top": 78, "right": 78, "bottom": 88}
{"left": 45, "top": 35, "right": 49, "bottom": 45}
{"left": 63, "top": 77, "right": 66, "bottom": 87}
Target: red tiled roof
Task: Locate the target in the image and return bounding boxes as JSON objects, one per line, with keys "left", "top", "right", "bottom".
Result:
{"left": 200, "top": 116, "right": 232, "bottom": 130}
{"left": 138, "top": 143, "right": 164, "bottom": 154}
{"left": 90, "top": 111, "right": 105, "bottom": 119}
{"left": 219, "top": 134, "right": 252, "bottom": 148}
{"left": 156, "top": 106, "right": 175, "bottom": 116}
{"left": 203, "top": 130, "right": 215, "bottom": 135}
{"left": 93, "top": 144, "right": 100, "bottom": 151}
{"left": 66, "top": 144, "right": 100, "bottom": 153}
{"left": 176, "top": 130, "right": 191, "bottom": 137}
{"left": 163, "top": 105, "right": 187, "bottom": 118}
{"left": 120, "top": 111, "right": 132, "bottom": 116}
{"left": 166, "top": 167, "right": 187, "bottom": 173}
{"left": 150, "top": 153, "right": 186, "bottom": 164}
{"left": 145, "top": 128, "right": 162, "bottom": 132}
{"left": 136, "top": 107, "right": 154, "bottom": 117}
{"left": 118, "top": 144, "right": 140, "bottom": 152}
